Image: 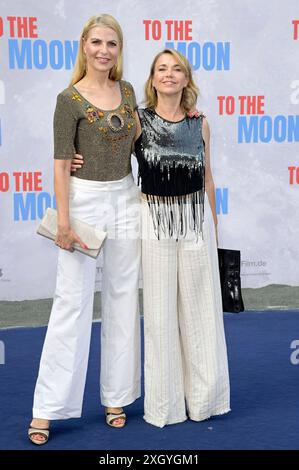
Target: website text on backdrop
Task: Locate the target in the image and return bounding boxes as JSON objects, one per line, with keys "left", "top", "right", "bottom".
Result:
{"left": 28, "top": 13, "right": 141, "bottom": 445}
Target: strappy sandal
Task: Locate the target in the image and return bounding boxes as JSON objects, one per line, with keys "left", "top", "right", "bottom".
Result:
{"left": 105, "top": 409, "right": 126, "bottom": 428}
{"left": 28, "top": 425, "right": 50, "bottom": 445}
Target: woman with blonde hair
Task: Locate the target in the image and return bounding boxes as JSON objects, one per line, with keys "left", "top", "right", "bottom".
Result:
{"left": 71, "top": 48, "right": 231, "bottom": 428}
{"left": 28, "top": 14, "right": 141, "bottom": 444}
{"left": 135, "top": 48, "right": 230, "bottom": 427}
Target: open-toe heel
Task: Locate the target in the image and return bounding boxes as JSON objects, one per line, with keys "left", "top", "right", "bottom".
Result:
{"left": 105, "top": 409, "right": 126, "bottom": 428}
{"left": 28, "top": 425, "right": 50, "bottom": 445}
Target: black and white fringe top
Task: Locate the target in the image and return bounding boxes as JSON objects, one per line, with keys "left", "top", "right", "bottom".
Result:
{"left": 135, "top": 108, "right": 205, "bottom": 239}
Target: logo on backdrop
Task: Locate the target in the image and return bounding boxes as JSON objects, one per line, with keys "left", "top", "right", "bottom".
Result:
{"left": 0, "top": 16, "right": 77, "bottom": 70}
{"left": 292, "top": 20, "right": 299, "bottom": 40}
{"left": 288, "top": 166, "right": 299, "bottom": 185}
{"left": 0, "top": 171, "right": 56, "bottom": 221}
{"left": 215, "top": 23, "right": 299, "bottom": 144}
{"left": 0, "top": 80, "right": 4, "bottom": 147}
{"left": 0, "top": 80, "right": 4, "bottom": 104}
{"left": 215, "top": 188, "right": 228, "bottom": 215}
{"left": 217, "top": 95, "right": 299, "bottom": 144}
{"left": 143, "top": 19, "right": 230, "bottom": 71}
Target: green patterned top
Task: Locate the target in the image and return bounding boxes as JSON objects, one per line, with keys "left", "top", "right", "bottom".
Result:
{"left": 53, "top": 80, "right": 137, "bottom": 181}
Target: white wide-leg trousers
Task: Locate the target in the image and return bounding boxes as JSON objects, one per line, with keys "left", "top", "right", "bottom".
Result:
{"left": 33, "top": 174, "right": 141, "bottom": 420}
{"left": 142, "top": 194, "right": 230, "bottom": 427}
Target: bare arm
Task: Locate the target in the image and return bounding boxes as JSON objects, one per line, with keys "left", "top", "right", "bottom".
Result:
{"left": 202, "top": 118, "right": 218, "bottom": 231}
{"left": 54, "top": 159, "right": 87, "bottom": 251}
{"left": 54, "top": 159, "right": 71, "bottom": 229}
{"left": 134, "top": 110, "right": 142, "bottom": 141}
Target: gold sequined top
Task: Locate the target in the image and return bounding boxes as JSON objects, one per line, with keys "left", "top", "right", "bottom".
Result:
{"left": 53, "top": 80, "right": 137, "bottom": 181}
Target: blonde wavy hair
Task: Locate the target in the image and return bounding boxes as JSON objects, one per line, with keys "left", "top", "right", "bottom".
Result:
{"left": 144, "top": 49, "right": 199, "bottom": 113}
{"left": 70, "top": 14, "right": 123, "bottom": 85}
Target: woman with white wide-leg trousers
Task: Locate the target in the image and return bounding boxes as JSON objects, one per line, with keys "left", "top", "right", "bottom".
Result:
{"left": 33, "top": 174, "right": 141, "bottom": 420}
{"left": 141, "top": 194, "right": 230, "bottom": 427}
{"left": 135, "top": 48, "right": 231, "bottom": 428}
{"left": 28, "top": 14, "right": 142, "bottom": 444}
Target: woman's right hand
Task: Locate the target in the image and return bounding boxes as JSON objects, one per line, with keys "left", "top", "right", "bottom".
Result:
{"left": 71, "top": 153, "right": 84, "bottom": 172}
{"left": 55, "top": 225, "right": 88, "bottom": 252}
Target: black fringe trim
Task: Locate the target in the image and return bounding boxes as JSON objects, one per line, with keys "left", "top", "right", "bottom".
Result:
{"left": 137, "top": 158, "right": 204, "bottom": 197}
{"left": 145, "top": 190, "right": 205, "bottom": 241}
{"left": 138, "top": 160, "right": 205, "bottom": 240}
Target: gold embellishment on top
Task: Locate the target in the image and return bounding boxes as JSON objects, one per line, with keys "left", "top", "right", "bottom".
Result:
{"left": 86, "top": 106, "right": 99, "bottom": 123}
{"left": 107, "top": 112, "right": 125, "bottom": 132}
{"left": 98, "top": 126, "right": 109, "bottom": 133}
{"left": 72, "top": 92, "right": 82, "bottom": 102}
{"left": 85, "top": 107, "right": 104, "bottom": 123}
{"left": 106, "top": 133, "right": 129, "bottom": 142}
{"left": 72, "top": 92, "right": 135, "bottom": 135}
{"left": 123, "top": 104, "right": 134, "bottom": 118}
{"left": 124, "top": 87, "right": 131, "bottom": 98}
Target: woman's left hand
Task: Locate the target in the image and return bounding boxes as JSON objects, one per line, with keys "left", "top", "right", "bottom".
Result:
{"left": 187, "top": 109, "right": 204, "bottom": 118}
{"left": 71, "top": 154, "right": 84, "bottom": 172}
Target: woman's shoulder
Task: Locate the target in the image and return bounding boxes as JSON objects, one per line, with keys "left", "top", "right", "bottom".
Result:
{"left": 56, "top": 86, "right": 74, "bottom": 98}
{"left": 187, "top": 110, "right": 209, "bottom": 130}
{"left": 120, "top": 80, "right": 138, "bottom": 109}
{"left": 54, "top": 86, "right": 82, "bottom": 119}
{"left": 136, "top": 107, "right": 154, "bottom": 119}
{"left": 55, "top": 86, "right": 78, "bottom": 105}
{"left": 120, "top": 79, "right": 135, "bottom": 90}
{"left": 120, "top": 80, "right": 137, "bottom": 99}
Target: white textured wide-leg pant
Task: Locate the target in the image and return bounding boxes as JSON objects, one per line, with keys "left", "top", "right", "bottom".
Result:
{"left": 33, "top": 174, "right": 141, "bottom": 420}
{"left": 142, "top": 194, "right": 230, "bottom": 427}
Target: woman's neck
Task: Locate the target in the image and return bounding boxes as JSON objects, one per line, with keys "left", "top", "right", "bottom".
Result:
{"left": 155, "top": 95, "right": 184, "bottom": 121}
{"left": 79, "top": 70, "right": 115, "bottom": 90}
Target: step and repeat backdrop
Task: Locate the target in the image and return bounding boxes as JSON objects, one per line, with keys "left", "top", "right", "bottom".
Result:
{"left": 0, "top": 0, "right": 298, "bottom": 300}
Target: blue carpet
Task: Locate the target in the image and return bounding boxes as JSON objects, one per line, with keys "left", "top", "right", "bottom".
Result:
{"left": 0, "top": 311, "right": 298, "bottom": 450}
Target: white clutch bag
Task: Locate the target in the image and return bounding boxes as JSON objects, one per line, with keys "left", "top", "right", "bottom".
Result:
{"left": 37, "top": 208, "right": 107, "bottom": 259}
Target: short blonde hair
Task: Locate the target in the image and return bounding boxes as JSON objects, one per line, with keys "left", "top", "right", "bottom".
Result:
{"left": 70, "top": 14, "right": 123, "bottom": 85}
{"left": 144, "top": 49, "right": 199, "bottom": 113}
